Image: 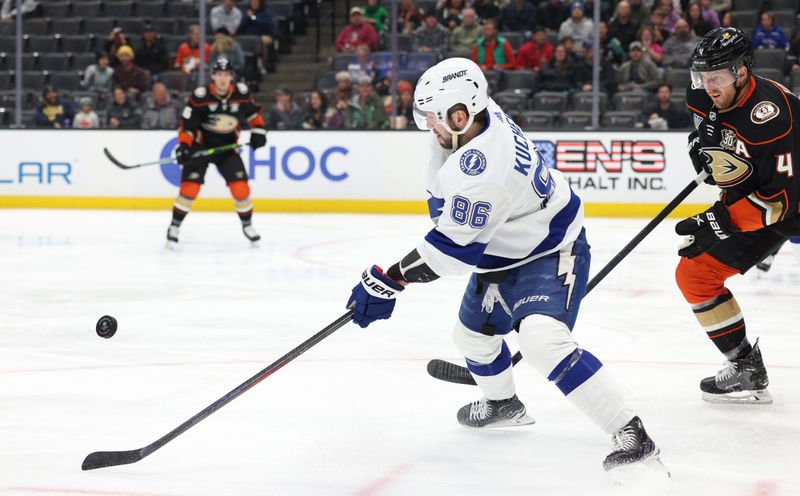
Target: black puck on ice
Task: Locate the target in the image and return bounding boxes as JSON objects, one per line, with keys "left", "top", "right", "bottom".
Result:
{"left": 96, "top": 315, "right": 118, "bottom": 339}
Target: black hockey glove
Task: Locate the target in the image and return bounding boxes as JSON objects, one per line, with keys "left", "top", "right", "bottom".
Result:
{"left": 249, "top": 129, "right": 267, "bottom": 150}
{"left": 675, "top": 202, "right": 737, "bottom": 258}
{"left": 175, "top": 143, "right": 194, "bottom": 166}
{"left": 688, "top": 131, "right": 715, "bottom": 185}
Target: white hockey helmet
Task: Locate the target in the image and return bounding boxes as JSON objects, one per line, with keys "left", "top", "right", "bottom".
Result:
{"left": 413, "top": 57, "right": 489, "bottom": 137}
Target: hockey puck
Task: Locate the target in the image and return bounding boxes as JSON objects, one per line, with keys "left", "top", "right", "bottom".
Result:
{"left": 96, "top": 315, "right": 118, "bottom": 339}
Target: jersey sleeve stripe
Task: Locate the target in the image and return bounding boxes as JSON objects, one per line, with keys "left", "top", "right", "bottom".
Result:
{"left": 477, "top": 190, "right": 582, "bottom": 270}
{"left": 423, "top": 228, "right": 488, "bottom": 266}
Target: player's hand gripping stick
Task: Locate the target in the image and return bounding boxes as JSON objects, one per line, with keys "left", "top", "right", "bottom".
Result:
{"left": 347, "top": 266, "right": 405, "bottom": 328}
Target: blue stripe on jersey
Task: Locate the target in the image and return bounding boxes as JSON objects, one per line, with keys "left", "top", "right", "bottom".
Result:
{"left": 465, "top": 339, "right": 512, "bottom": 377}
{"left": 424, "top": 228, "right": 488, "bottom": 266}
{"left": 477, "top": 189, "right": 582, "bottom": 270}
{"left": 427, "top": 194, "right": 445, "bottom": 219}
{"left": 548, "top": 349, "right": 603, "bottom": 396}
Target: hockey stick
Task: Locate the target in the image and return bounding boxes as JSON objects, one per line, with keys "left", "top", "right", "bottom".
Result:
{"left": 427, "top": 171, "right": 711, "bottom": 385}
{"left": 103, "top": 142, "right": 242, "bottom": 169}
{"left": 82, "top": 310, "right": 354, "bottom": 470}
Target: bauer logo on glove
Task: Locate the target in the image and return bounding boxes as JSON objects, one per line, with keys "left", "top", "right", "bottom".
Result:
{"left": 347, "top": 265, "right": 404, "bottom": 328}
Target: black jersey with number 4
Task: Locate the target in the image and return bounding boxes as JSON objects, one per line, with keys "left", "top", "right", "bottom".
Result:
{"left": 686, "top": 75, "right": 800, "bottom": 232}
{"left": 178, "top": 82, "right": 266, "bottom": 149}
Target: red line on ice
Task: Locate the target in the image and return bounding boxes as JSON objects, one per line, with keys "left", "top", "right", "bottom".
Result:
{"left": 354, "top": 463, "right": 412, "bottom": 496}
{"left": 751, "top": 480, "right": 779, "bottom": 496}
{"left": 5, "top": 487, "right": 179, "bottom": 496}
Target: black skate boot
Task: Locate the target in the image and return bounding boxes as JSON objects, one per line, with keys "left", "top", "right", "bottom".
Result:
{"left": 166, "top": 224, "right": 180, "bottom": 247}
{"left": 242, "top": 222, "right": 261, "bottom": 244}
{"left": 603, "top": 416, "right": 668, "bottom": 476}
{"left": 456, "top": 394, "right": 535, "bottom": 428}
{"left": 700, "top": 339, "right": 771, "bottom": 404}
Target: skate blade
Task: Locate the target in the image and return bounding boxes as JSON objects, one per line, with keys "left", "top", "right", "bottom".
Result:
{"left": 249, "top": 239, "right": 260, "bottom": 248}
{"left": 165, "top": 240, "right": 178, "bottom": 250}
{"left": 469, "top": 413, "right": 536, "bottom": 429}
{"left": 607, "top": 450, "right": 671, "bottom": 485}
{"left": 702, "top": 388, "right": 773, "bottom": 405}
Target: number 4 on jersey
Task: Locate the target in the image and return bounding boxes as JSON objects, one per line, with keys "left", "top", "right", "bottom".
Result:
{"left": 776, "top": 153, "right": 793, "bottom": 177}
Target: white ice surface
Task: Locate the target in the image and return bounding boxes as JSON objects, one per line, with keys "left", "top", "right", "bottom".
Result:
{"left": 1, "top": 210, "right": 799, "bottom": 496}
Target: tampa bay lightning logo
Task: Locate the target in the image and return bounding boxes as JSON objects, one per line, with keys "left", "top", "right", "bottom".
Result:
{"left": 459, "top": 149, "right": 487, "bottom": 176}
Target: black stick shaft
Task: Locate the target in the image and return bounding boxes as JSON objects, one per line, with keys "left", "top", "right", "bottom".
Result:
{"left": 83, "top": 310, "right": 354, "bottom": 470}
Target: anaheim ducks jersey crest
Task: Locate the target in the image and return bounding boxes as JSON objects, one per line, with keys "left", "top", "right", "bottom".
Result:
{"left": 178, "top": 82, "right": 265, "bottom": 148}
{"left": 686, "top": 75, "right": 800, "bottom": 231}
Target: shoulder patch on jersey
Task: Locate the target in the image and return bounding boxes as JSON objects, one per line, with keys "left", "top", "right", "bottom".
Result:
{"left": 236, "top": 82, "right": 249, "bottom": 94}
{"left": 193, "top": 86, "right": 207, "bottom": 98}
{"left": 750, "top": 101, "right": 779, "bottom": 124}
{"left": 693, "top": 114, "right": 703, "bottom": 129}
{"left": 459, "top": 149, "right": 487, "bottom": 176}
{"left": 704, "top": 147, "right": 753, "bottom": 188}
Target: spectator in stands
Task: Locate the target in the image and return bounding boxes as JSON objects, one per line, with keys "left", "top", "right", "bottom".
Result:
{"left": 337, "top": 7, "right": 380, "bottom": 52}
{"left": 516, "top": 27, "right": 553, "bottom": 70}
{"left": 398, "top": 0, "right": 423, "bottom": 34}
{"left": 334, "top": 71, "right": 353, "bottom": 113}
{"left": 598, "top": 21, "right": 623, "bottom": 66}
{"left": 537, "top": 0, "right": 570, "bottom": 35}
{"left": 142, "top": 82, "right": 181, "bottom": 129}
{"left": 685, "top": 1, "right": 712, "bottom": 37}
{"left": 267, "top": 85, "right": 304, "bottom": 130}
{"left": 576, "top": 42, "right": 616, "bottom": 94}
{"left": 789, "top": 33, "right": 800, "bottom": 72}
{"left": 438, "top": 0, "right": 465, "bottom": 31}
{"left": 720, "top": 11, "right": 736, "bottom": 29}
{"left": 500, "top": 0, "right": 536, "bottom": 33}
{"left": 34, "top": 86, "right": 73, "bottom": 128}
{"left": 650, "top": 11, "right": 670, "bottom": 44}
{"left": 343, "top": 75, "right": 388, "bottom": 129}
{"left": 302, "top": 90, "right": 344, "bottom": 129}
{"left": 81, "top": 53, "right": 114, "bottom": 93}
{"left": 645, "top": 83, "right": 690, "bottom": 129}
{"left": 363, "top": 0, "right": 390, "bottom": 33}
{"left": 72, "top": 96, "right": 100, "bottom": 129}
{"left": 175, "top": 24, "right": 211, "bottom": 75}
{"left": 629, "top": 0, "right": 651, "bottom": 27}
{"left": 699, "top": 0, "right": 719, "bottom": 30}
{"left": 391, "top": 80, "right": 415, "bottom": 129}
{"left": 471, "top": 18, "right": 515, "bottom": 70}
{"left": 112, "top": 45, "right": 148, "bottom": 95}
{"left": 450, "top": 8, "right": 481, "bottom": 53}
{"left": 558, "top": 2, "right": 593, "bottom": 55}
{"left": 107, "top": 86, "right": 141, "bottom": 129}
{"left": 105, "top": 27, "right": 130, "bottom": 69}
{"left": 1, "top": 0, "right": 41, "bottom": 21}
{"left": 238, "top": 0, "right": 276, "bottom": 72}
{"left": 752, "top": 12, "right": 788, "bottom": 50}
{"left": 211, "top": 0, "right": 243, "bottom": 36}
{"left": 637, "top": 26, "right": 663, "bottom": 66}
{"left": 618, "top": 41, "right": 660, "bottom": 92}
{"left": 608, "top": 1, "right": 640, "bottom": 49}
{"left": 472, "top": 0, "right": 500, "bottom": 23}
{"left": 655, "top": 0, "right": 680, "bottom": 34}
{"left": 210, "top": 28, "right": 245, "bottom": 74}
{"left": 415, "top": 10, "right": 450, "bottom": 58}
{"left": 711, "top": 0, "right": 730, "bottom": 17}
{"left": 135, "top": 23, "right": 170, "bottom": 77}
{"left": 662, "top": 19, "right": 699, "bottom": 68}
{"left": 535, "top": 43, "right": 580, "bottom": 93}
{"left": 348, "top": 44, "right": 377, "bottom": 82}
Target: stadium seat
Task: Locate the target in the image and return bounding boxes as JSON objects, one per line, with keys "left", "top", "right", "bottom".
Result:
{"left": 39, "top": 53, "right": 70, "bottom": 71}
{"left": 0, "top": 72, "right": 13, "bottom": 91}
{"left": 138, "top": 1, "right": 167, "bottom": 17}
{"left": 768, "top": 0, "right": 797, "bottom": 10}
{"left": 61, "top": 36, "right": 93, "bottom": 53}
{"left": 117, "top": 18, "right": 145, "bottom": 34}
{"left": 753, "top": 49, "right": 786, "bottom": 70}
{"left": 670, "top": 94, "right": 686, "bottom": 108}
{"left": 25, "top": 35, "right": 58, "bottom": 53}
{"left": 730, "top": 10, "right": 758, "bottom": 29}
{"left": 51, "top": 19, "right": 83, "bottom": 36}
{"left": 236, "top": 36, "right": 261, "bottom": 56}
{"left": 158, "top": 71, "right": 189, "bottom": 92}
{"left": 502, "top": 70, "right": 536, "bottom": 92}
{"left": 104, "top": 1, "right": 134, "bottom": 17}
{"left": 71, "top": 52, "right": 97, "bottom": 71}
{"left": 397, "top": 34, "right": 414, "bottom": 53}
{"left": 570, "top": 92, "right": 607, "bottom": 111}
{"left": 791, "top": 67, "right": 800, "bottom": 91}
{"left": 498, "top": 32, "right": 523, "bottom": 50}
{"left": 166, "top": 35, "right": 187, "bottom": 53}
{"left": 758, "top": 67, "right": 784, "bottom": 82}
{"left": 153, "top": 19, "right": 182, "bottom": 36}
{"left": 1, "top": 54, "right": 38, "bottom": 71}
{"left": 331, "top": 53, "right": 355, "bottom": 71}
{"left": 0, "top": 22, "right": 14, "bottom": 36}
{"left": 494, "top": 90, "right": 529, "bottom": 111}
{"left": 84, "top": 18, "right": 115, "bottom": 35}
{"left": 559, "top": 111, "right": 592, "bottom": 129}
{"left": 22, "top": 19, "right": 49, "bottom": 36}
{"left": 313, "top": 71, "right": 336, "bottom": 90}
{"left": 602, "top": 110, "right": 641, "bottom": 128}
{"left": 166, "top": 2, "right": 197, "bottom": 17}
{"left": 48, "top": 72, "right": 82, "bottom": 91}
{"left": 71, "top": 1, "right": 103, "bottom": 17}
{"left": 732, "top": 0, "right": 760, "bottom": 10}
{"left": 22, "top": 71, "right": 46, "bottom": 91}
{"left": 612, "top": 91, "right": 650, "bottom": 111}
{"left": 405, "top": 52, "right": 435, "bottom": 72}
{"left": 664, "top": 68, "right": 691, "bottom": 89}
{"left": 41, "top": 2, "right": 71, "bottom": 17}
{"left": 518, "top": 110, "right": 557, "bottom": 130}
{"left": 531, "top": 91, "right": 567, "bottom": 112}
{"left": 771, "top": 10, "right": 797, "bottom": 33}
{"left": 484, "top": 70, "right": 501, "bottom": 92}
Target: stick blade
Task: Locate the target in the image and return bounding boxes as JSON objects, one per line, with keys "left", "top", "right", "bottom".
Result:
{"left": 103, "top": 147, "right": 134, "bottom": 169}
{"left": 82, "top": 449, "right": 144, "bottom": 470}
{"left": 426, "top": 359, "right": 477, "bottom": 386}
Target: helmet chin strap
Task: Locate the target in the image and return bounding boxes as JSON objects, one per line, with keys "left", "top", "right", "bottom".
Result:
{"left": 441, "top": 114, "right": 476, "bottom": 151}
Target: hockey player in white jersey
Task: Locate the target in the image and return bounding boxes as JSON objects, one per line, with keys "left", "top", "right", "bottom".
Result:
{"left": 346, "top": 58, "right": 666, "bottom": 473}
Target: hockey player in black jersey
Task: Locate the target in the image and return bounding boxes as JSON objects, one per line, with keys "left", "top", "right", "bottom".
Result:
{"left": 676, "top": 27, "right": 800, "bottom": 404}
{"left": 168, "top": 57, "right": 267, "bottom": 246}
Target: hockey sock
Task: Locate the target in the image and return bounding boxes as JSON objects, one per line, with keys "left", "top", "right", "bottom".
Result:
{"left": 691, "top": 291, "right": 751, "bottom": 360}
{"left": 229, "top": 181, "right": 253, "bottom": 224}
{"left": 453, "top": 323, "right": 516, "bottom": 400}
{"left": 172, "top": 182, "right": 200, "bottom": 226}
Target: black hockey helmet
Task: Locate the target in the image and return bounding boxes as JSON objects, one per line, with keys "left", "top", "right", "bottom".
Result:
{"left": 211, "top": 56, "right": 235, "bottom": 75}
{"left": 690, "top": 27, "right": 752, "bottom": 89}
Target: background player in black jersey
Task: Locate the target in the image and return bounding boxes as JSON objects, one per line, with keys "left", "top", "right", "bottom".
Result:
{"left": 168, "top": 57, "right": 267, "bottom": 246}
{"left": 676, "top": 27, "right": 800, "bottom": 404}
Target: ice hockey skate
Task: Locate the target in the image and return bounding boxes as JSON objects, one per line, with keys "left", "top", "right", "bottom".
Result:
{"left": 603, "top": 416, "right": 669, "bottom": 480}
{"left": 242, "top": 223, "right": 261, "bottom": 244}
{"left": 700, "top": 339, "right": 772, "bottom": 404}
{"left": 166, "top": 224, "right": 180, "bottom": 248}
{"left": 456, "top": 395, "right": 535, "bottom": 428}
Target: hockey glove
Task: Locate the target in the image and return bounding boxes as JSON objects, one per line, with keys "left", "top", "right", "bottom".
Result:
{"left": 688, "top": 131, "right": 715, "bottom": 185}
{"left": 347, "top": 265, "right": 404, "bottom": 328}
{"left": 249, "top": 129, "right": 267, "bottom": 150}
{"left": 175, "top": 143, "right": 194, "bottom": 166}
{"left": 675, "top": 202, "right": 737, "bottom": 258}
